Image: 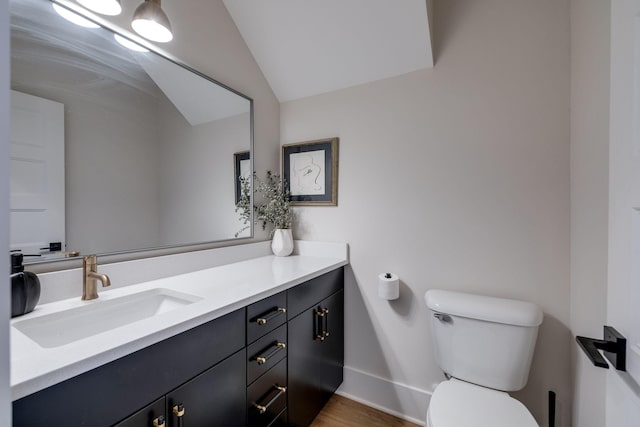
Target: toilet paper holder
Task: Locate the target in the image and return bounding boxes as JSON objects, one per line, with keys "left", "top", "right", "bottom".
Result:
{"left": 378, "top": 272, "right": 399, "bottom": 300}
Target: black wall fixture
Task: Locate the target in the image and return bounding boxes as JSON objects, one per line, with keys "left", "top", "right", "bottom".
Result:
{"left": 548, "top": 390, "right": 556, "bottom": 427}
{"left": 576, "top": 326, "right": 626, "bottom": 371}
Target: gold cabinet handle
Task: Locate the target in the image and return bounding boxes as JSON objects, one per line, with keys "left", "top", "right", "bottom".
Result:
{"left": 172, "top": 404, "right": 185, "bottom": 417}
{"left": 323, "top": 307, "right": 330, "bottom": 338}
{"left": 315, "top": 307, "right": 330, "bottom": 341}
{"left": 153, "top": 416, "right": 166, "bottom": 427}
{"left": 253, "top": 342, "right": 286, "bottom": 365}
{"left": 252, "top": 384, "right": 287, "bottom": 414}
{"left": 315, "top": 308, "right": 324, "bottom": 340}
{"left": 255, "top": 307, "right": 286, "bottom": 325}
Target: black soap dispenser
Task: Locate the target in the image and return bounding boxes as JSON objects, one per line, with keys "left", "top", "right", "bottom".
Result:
{"left": 10, "top": 253, "right": 41, "bottom": 317}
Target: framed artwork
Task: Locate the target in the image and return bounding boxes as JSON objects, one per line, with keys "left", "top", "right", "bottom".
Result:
{"left": 234, "top": 151, "right": 250, "bottom": 204}
{"left": 282, "top": 138, "right": 339, "bottom": 206}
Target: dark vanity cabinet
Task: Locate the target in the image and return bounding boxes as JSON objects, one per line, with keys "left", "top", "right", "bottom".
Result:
{"left": 114, "top": 347, "right": 247, "bottom": 426}
{"left": 12, "top": 267, "right": 344, "bottom": 427}
{"left": 13, "top": 308, "right": 247, "bottom": 427}
{"left": 115, "top": 349, "right": 247, "bottom": 427}
{"left": 287, "top": 268, "right": 345, "bottom": 427}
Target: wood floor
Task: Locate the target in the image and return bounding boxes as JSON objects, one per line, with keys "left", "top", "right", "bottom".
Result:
{"left": 309, "top": 395, "right": 421, "bottom": 427}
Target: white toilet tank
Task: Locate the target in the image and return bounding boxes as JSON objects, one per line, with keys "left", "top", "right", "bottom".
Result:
{"left": 425, "top": 290, "right": 543, "bottom": 392}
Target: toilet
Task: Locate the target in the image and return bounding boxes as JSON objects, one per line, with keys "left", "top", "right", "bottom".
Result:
{"left": 424, "top": 289, "right": 543, "bottom": 427}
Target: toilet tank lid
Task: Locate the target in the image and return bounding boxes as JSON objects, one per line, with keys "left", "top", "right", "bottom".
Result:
{"left": 424, "top": 290, "right": 543, "bottom": 327}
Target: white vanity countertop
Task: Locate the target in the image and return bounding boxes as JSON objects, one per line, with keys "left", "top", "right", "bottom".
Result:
{"left": 10, "top": 241, "right": 348, "bottom": 401}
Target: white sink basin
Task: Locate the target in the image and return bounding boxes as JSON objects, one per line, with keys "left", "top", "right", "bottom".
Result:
{"left": 13, "top": 288, "right": 202, "bottom": 348}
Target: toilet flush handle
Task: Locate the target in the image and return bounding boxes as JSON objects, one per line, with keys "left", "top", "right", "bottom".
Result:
{"left": 433, "top": 312, "right": 452, "bottom": 322}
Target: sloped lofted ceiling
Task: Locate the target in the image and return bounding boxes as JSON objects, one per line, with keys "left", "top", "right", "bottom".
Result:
{"left": 223, "top": 0, "right": 434, "bottom": 102}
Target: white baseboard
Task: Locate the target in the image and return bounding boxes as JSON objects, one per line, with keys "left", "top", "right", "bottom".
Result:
{"left": 336, "top": 366, "right": 431, "bottom": 426}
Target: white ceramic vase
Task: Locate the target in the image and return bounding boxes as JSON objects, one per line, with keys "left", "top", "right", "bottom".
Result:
{"left": 271, "top": 229, "right": 294, "bottom": 257}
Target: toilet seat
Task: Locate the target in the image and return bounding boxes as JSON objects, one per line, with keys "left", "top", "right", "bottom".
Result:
{"left": 426, "top": 379, "right": 539, "bottom": 427}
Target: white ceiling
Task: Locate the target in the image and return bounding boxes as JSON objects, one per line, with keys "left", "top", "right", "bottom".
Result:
{"left": 223, "top": 0, "right": 434, "bottom": 102}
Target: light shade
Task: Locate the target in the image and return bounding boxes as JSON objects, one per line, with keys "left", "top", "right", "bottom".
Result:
{"left": 132, "top": 0, "right": 173, "bottom": 43}
{"left": 77, "top": 0, "right": 122, "bottom": 16}
{"left": 52, "top": 3, "right": 100, "bottom": 28}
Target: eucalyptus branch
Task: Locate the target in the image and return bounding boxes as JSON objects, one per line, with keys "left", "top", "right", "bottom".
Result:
{"left": 235, "top": 171, "right": 291, "bottom": 238}
{"left": 234, "top": 175, "right": 252, "bottom": 237}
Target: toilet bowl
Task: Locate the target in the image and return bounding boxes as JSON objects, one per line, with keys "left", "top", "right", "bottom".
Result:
{"left": 425, "top": 379, "right": 538, "bottom": 427}
{"left": 424, "top": 290, "right": 543, "bottom": 427}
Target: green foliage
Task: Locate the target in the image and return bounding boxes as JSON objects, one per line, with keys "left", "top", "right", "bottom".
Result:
{"left": 234, "top": 175, "right": 252, "bottom": 237}
{"left": 235, "top": 171, "right": 291, "bottom": 238}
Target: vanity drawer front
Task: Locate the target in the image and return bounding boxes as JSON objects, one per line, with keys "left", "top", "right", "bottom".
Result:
{"left": 287, "top": 267, "right": 343, "bottom": 319}
{"left": 247, "top": 324, "right": 287, "bottom": 385}
{"left": 247, "top": 291, "right": 287, "bottom": 344}
{"left": 248, "top": 358, "right": 287, "bottom": 427}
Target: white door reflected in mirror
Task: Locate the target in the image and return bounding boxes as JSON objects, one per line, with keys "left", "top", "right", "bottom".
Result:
{"left": 10, "top": 90, "right": 65, "bottom": 258}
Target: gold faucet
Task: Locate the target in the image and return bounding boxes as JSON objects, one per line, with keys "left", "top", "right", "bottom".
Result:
{"left": 82, "top": 255, "right": 111, "bottom": 300}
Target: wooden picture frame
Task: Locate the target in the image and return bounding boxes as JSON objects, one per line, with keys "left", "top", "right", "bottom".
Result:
{"left": 234, "top": 151, "right": 250, "bottom": 204}
{"left": 282, "top": 138, "right": 339, "bottom": 206}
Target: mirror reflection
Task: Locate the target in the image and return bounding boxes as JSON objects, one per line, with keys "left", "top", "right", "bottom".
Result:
{"left": 9, "top": 0, "right": 253, "bottom": 263}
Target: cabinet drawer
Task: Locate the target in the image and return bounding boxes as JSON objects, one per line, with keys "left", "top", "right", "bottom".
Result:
{"left": 288, "top": 268, "right": 343, "bottom": 319}
{"left": 247, "top": 323, "right": 287, "bottom": 385}
{"left": 248, "top": 358, "right": 287, "bottom": 427}
{"left": 247, "top": 291, "right": 287, "bottom": 343}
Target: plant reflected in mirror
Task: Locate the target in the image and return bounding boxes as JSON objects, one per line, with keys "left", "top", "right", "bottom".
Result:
{"left": 236, "top": 172, "right": 291, "bottom": 238}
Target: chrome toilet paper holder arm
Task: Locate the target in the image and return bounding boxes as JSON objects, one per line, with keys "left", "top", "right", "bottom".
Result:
{"left": 576, "top": 326, "right": 626, "bottom": 371}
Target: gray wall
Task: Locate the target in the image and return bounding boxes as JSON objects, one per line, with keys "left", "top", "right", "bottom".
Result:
{"left": 281, "top": 0, "right": 571, "bottom": 424}
{"left": 62, "top": 89, "right": 163, "bottom": 254}
{"left": 159, "top": 110, "right": 250, "bottom": 243}
{"left": 569, "top": 0, "right": 610, "bottom": 426}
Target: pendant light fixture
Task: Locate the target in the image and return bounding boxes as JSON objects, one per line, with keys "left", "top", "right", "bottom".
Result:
{"left": 131, "top": 0, "right": 173, "bottom": 43}
{"left": 68, "top": 0, "right": 174, "bottom": 43}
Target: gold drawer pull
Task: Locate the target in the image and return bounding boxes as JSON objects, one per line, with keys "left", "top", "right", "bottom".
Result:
{"left": 172, "top": 404, "right": 185, "bottom": 417}
{"left": 153, "top": 416, "right": 166, "bottom": 427}
{"left": 253, "top": 384, "right": 287, "bottom": 415}
{"left": 253, "top": 342, "right": 286, "bottom": 365}
{"left": 255, "top": 307, "right": 286, "bottom": 325}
